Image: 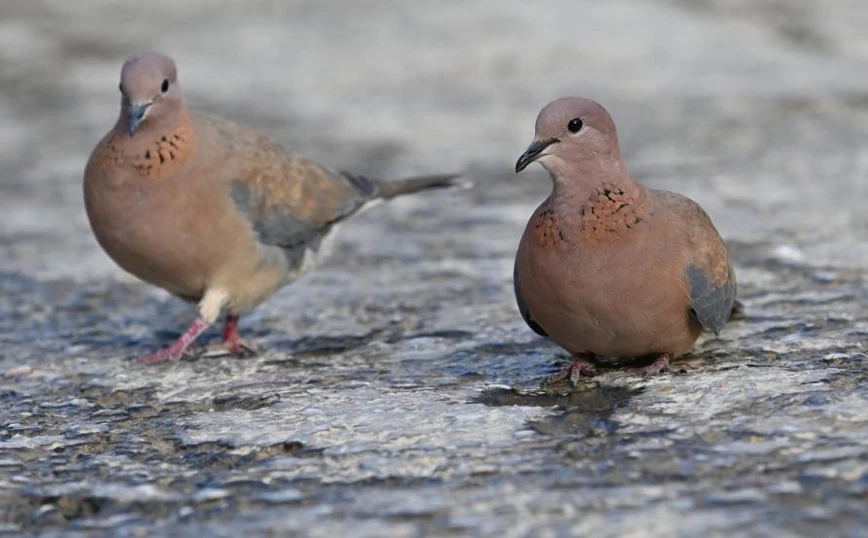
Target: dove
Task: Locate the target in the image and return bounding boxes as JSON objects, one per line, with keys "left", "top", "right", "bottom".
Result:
{"left": 513, "top": 97, "right": 736, "bottom": 385}
{"left": 84, "top": 52, "right": 463, "bottom": 364}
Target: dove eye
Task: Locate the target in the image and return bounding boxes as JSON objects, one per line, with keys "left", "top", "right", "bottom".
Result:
{"left": 160, "top": 78, "right": 170, "bottom": 93}
{"left": 567, "top": 118, "right": 584, "bottom": 133}
{"left": 118, "top": 82, "right": 124, "bottom": 94}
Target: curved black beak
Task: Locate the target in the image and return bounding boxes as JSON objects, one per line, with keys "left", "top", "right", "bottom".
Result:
{"left": 515, "top": 138, "right": 559, "bottom": 173}
{"left": 127, "top": 103, "right": 150, "bottom": 137}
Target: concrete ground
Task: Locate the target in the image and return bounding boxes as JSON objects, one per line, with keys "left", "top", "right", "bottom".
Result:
{"left": 1, "top": 0, "right": 867, "bottom": 536}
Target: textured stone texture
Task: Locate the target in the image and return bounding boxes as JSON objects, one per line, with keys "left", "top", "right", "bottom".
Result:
{"left": 1, "top": 0, "right": 868, "bottom": 536}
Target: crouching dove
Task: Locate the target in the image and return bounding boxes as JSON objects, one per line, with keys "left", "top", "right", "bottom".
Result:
{"left": 513, "top": 97, "right": 736, "bottom": 385}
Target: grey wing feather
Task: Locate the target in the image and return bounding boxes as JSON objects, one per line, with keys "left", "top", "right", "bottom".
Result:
{"left": 514, "top": 261, "right": 547, "bottom": 337}
{"left": 228, "top": 181, "right": 333, "bottom": 268}
{"left": 653, "top": 188, "right": 737, "bottom": 334}
{"left": 201, "top": 112, "right": 374, "bottom": 262}
{"left": 687, "top": 263, "right": 736, "bottom": 334}
{"left": 229, "top": 174, "right": 373, "bottom": 273}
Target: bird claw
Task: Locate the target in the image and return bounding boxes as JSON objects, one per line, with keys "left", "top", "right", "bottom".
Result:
{"left": 541, "top": 356, "right": 598, "bottom": 388}
{"left": 194, "top": 339, "right": 260, "bottom": 359}
{"left": 215, "top": 314, "right": 260, "bottom": 357}
{"left": 137, "top": 346, "right": 186, "bottom": 364}
{"left": 223, "top": 338, "right": 260, "bottom": 357}
{"left": 628, "top": 354, "right": 672, "bottom": 376}
{"left": 136, "top": 317, "right": 211, "bottom": 365}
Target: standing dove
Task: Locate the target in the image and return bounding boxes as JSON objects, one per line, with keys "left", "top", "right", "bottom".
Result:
{"left": 513, "top": 97, "right": 736, "bottom": 384}
{"left": 84, "top": 52, "right": 462, "bottom": 364}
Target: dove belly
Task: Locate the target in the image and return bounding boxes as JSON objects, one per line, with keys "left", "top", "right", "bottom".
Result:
{"left": 518, "top": 237, "right": 701, "bottom": 358}
{"left": 85, "top": 178, "right": 244, "bottom": 302}
{"left": 85, "top": 201, "right": 209, "bottom": 300}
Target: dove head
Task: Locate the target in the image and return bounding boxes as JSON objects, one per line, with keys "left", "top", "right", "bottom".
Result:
{"left": 515, "top": 97, "right": 623, "bottom": 178}
{"left": 118, "top": 52, "right": 183, "bottom": 137}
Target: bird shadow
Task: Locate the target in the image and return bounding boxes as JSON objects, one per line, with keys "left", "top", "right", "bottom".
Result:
{"left": 473, "top": 383, "right": 644, "bottom": 437}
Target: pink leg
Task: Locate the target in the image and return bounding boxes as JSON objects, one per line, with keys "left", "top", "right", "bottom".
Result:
{"left": 139, "top": 317, "right": 212, "bottom": 364}
{"left": 629, "top": 353, "right": 672, "bottom": 375}
{"left": 222, "top": 314, "right": 241, "bottom": 354}
{"left": 542, "top": 354, "right": 598, "bottom": 387}
{"left": 220, "top": 314, "right": 258, "bottom": 356}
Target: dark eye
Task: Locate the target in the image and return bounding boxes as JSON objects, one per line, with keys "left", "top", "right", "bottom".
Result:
{"left": 567, "top": 118, "right": 583, "bottom": 133}
{"left": 118, "top": 82, "right": 124, "bottom": 94}
{"left": 160, "top": 78, "right": 170, "bottom": 93}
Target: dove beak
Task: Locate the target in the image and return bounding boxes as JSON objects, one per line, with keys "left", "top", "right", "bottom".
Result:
{"left": 127, "top": 102, "right": 151, "bottom": 137}
{"left": 515, "top": 138, "right": 559, "bottom": 173}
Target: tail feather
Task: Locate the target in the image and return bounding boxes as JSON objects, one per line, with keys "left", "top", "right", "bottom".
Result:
{"left": 372, "top": 173, "right": 468, "bottom": 199}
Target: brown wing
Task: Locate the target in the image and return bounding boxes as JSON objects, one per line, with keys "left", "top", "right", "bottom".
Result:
{"left": 653, "top": 189, "right": 737, "bottom": 334}
{"left": 196, "top": 113, "right": 376, "bottom": 266}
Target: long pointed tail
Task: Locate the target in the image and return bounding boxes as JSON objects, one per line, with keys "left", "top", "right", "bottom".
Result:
{"left": 373, "top": 173, "right": 468, "bottom": 199}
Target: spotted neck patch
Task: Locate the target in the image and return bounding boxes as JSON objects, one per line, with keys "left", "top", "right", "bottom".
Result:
{"left": 531, "top": 204, "right": 567, "bottom": 247}
{"left": 98, "top": 120, "right": 195, "bottom": 179}
{"left": 579, "top": 183, "right": 651, "bottom": 239}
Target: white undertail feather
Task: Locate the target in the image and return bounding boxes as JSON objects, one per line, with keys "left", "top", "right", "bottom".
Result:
{"left": 198, "top": 288, "right": 228, "bottom": 324}
{"left": 288, "top": 223, "right": 343, "bottom": 282}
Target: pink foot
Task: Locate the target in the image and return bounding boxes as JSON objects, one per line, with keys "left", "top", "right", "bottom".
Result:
{"left": 138, "top": 317, "right": 211, "bottom": 364}
{"left": 628, "top": 353, "right": 672, "bottom": 376}
{"left": 542, "top": 355, "right": 598, "bottom": 387}
{"left": 219, "top": 314, "right": 259, "bottom": 356}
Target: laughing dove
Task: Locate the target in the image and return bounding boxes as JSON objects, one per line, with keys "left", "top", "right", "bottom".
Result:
{"left": 84, "top": 52, "right": 463, "bottom": 364}
{"left": 513, "top": 97, "right": 736, "bottom": 384}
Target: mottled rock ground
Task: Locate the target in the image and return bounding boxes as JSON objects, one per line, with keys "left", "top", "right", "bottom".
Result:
{"left": 2, "top": 0, "right": 868, "bottom": 536}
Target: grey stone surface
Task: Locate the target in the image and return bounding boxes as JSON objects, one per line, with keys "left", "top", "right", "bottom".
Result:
{"left": 1, "top": 0, "right": 868, "bottom": 536}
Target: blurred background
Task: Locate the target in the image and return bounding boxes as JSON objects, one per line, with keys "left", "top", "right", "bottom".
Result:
{"left": 3, "top": 0, "right": 868, "bottom": 279}
{"left": 2, "top": 1, "right": 868, "bottom": 536}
